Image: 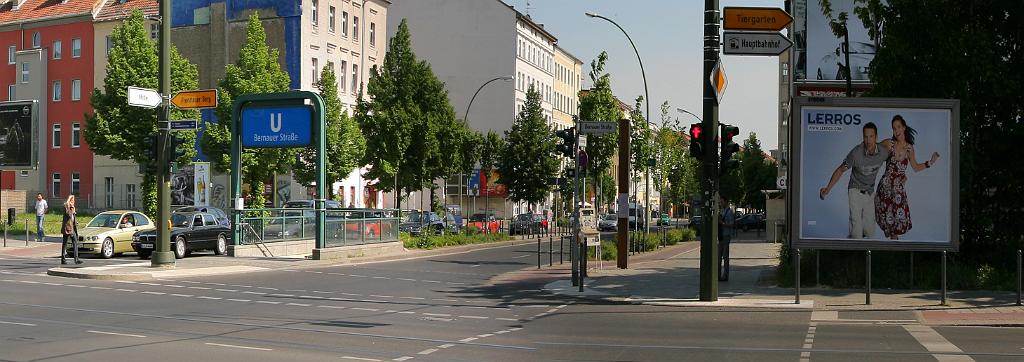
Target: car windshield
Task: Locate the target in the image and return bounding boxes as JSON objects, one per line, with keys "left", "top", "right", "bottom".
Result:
{"left": 171, "top": 213, "right": 191, "bottom": 227}
{"left": 602, "top": 214, "right": 617, "bottom": 221}
{"left": 516, "top": 214, "right": 532, "bottom": 221}
{"left": 404, "top": 212, "right": 423, "bottom": 223}
{"left": 86, "top": 213, "right": 122, "bottom": 228}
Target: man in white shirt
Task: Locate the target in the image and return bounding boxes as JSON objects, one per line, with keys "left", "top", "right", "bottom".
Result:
{"left": 34, "top": 193, "right": 47, "bottom": 241}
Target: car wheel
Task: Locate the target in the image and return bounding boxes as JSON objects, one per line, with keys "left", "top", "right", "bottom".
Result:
{"left": 100, "top": 238, "right": 114, "bottom": 259}
{"left": 214, "top": 234, "right": 227, "bottom": 255}
{"left": 174, "top": 236, "right": 187, "bottom": 259}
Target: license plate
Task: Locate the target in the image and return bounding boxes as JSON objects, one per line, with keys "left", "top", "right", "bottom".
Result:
{"left": 141, "top": 243, "right": 154, "bottom": 249}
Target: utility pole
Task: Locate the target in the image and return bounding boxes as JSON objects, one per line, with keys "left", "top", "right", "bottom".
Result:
{"left": 700, "top": 0, "right": 721, "bottom": 301}
{"left": 151, "top": 0, "right": 175, "bottom": 267}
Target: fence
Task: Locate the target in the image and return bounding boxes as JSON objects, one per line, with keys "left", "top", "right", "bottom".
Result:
{"left": 236, "top": 208, "right": 400, "bottom": 248}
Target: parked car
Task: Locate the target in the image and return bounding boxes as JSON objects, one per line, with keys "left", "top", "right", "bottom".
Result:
{"left": 598, "top": 214, "right": 618, "bottom": 232}
{"left": 689, "top": 215, "right": 704, "bottom": 233}
{"left": 66, "top": 210, "right": 156, "bottom": 259}
{"left": 467, "top": 213, "right": 499, "bottom": 233}
{"left": 132, "top": 212, "right": 231, "bottom": 259}
{"left": 445, "top": 204, "right": 464, "bottom": 228}
{"left": 737, "top": 213, "right": 767, "bottom": 231}
{"left": 657, "top": 213, "right": 671, "bottom": 226}
{"left": 509, "top": 213, "right": 545, "bottom": 235}
{"left": 174, "top": 206, "right": 230, "bottom": 227}
{"left": 399, "top": 211, "right": 447, "bottom": 236}
{"left": 283, "top": 200, "right": 342, "bottom": 209}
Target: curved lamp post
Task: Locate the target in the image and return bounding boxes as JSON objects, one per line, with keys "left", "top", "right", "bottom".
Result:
{"left": 676, "top": 107, "right": 702, "bottom": 124}
{"left": 465, "top": 75, "right": 514, "bottom": 125}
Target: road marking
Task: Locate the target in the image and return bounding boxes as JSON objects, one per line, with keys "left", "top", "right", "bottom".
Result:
{"left": 0, "top": 320, "right": 36, "bottom": 326}
{"left": 513, "top": 254, "right": 530, "bottom": 259}
{"left": 459, "top": 315, "right": 488, "bottom": 319}
{"left": 89, "top": 286, "right": 112, "bottom": 290}
{"left": 370, "top": 295, "right": 394, "bottom": 298}
{"left": 422, "top": 313, "right": 451, "bottom": 317}
{"left": 115, "top": 289, "right": 137, "bottom": 292}
{"left": 286, "top": 303, "right": 312, "bottom": 307}
{"left": 351, "top": 307, "right": 380, "bottom": 312}
{"left": 397, "top": 311, "right": 415, "bottom": 314}
{"left": 170, "top": 294, "right": 193, "bottom": 298}
{"left": 205, "top": 342, "right": 272, "bottom": 351}
{"left": 341, "top": 357, "right": 381, "bottom": 361}
{"left": 477, "top": 334, "right": 494, "bottom": 338}
{"left": 188, "top": 286, "right": 211, "bottom": 290}
{"left": 242, "top": 291, "right": 266, "bottom": 295}
{"left": 88, "top": 330, "right": 146, "bottom": 338}
{"left": 471, "top": 264, "right": 481, "bottom": 268}
{"left": 417, "top": 348, "right": 438, "bottom": 355}
{"left": 496, "top": 318, "right": 520, "bottom": 322}
{"left": 255, "top": 301, "right": 280, "bottom": 305}
{"left": 801, "top": 321, "right": 818, "bottom": 362}
{"left": 215, "top": 289, "right": 239, "bottom": 292}
{"left": 66, "top": 285, "right": 87, "bottom": 288}
{"left": 139, "top": 282, "right": 160, "bottom": 286}
{"left": 494, "top": 330, "right": 509, "bottom": 334}
{"left": 459, "top": 337, "right": 478, "bottom": 342}
{"left": 227, "top": 299, "right": 251, "bottom": 303}
{"left": 197, "top": 296, "right": 221, "bottom": 300}
{"left": 903, "top": 325, "right": 975, "bottom": 362}
{"left": 437, "top": 344, "right": 455, "bottom": 349}
{"left": 42, "top": 282, "right": 63, "bottom": 286}
{"left": 397, "top": 278, "right": 417, "bottom": 281}
{"left": 422, "top": 280, "right": 441, "bottom": 283}
{"left": 140, "top": 291, "right": 165, "bottom": 295}
{"left": 317, "top": 305, "right": 347, "bottom": 309}
{"left": 393, "top": 357, "right": 413, "bottom": 361}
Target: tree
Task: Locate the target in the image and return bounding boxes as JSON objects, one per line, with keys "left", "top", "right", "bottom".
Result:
{"left": 498, "top": 85, "right": 559, "bottom": 207}
{"left": 738, "top": 132, "right": 776, "bottom": 211}
{"left": 201, "top": 13, "right": 293, "bottom": 210}
{"left": 579, "top": 52, "right": 624, "bottom": 179}
{"left": 294, "top": 65, "right": 365, "bottom": 198}
{"left": 84, "top": 10, "right": 200, "bottom": 216}
{"left": 654, "top": 101, "right": 688, "bottom": 214}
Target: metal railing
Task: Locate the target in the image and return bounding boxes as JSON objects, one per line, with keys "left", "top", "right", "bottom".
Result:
{"left": 235, "top": 208, "right": 400, "bottom": 247}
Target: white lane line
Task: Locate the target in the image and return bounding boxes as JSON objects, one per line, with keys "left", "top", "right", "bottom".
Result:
{"left": 399, "top": 296, "right": 424, "bottom": 300}
{"left": 432, "top": 298, "right": 458, "bottom": 302}
{"left": 255, "top": 301, "right": 280, "bottom": 305}
{"left": 90, "top": 286, "right": 112, "bottom": 290}
{"left": 369, "top": 295, "right": 394, "bottom": 298}
{"left": 421, "top": 280, "right": 442, "bottom": 283}
{"left": 903, "top": 325, "right": 975, "bottom": 362}
{"left": 227, "top": 299, "right": 251, "bottom": 303}
{"left": 342, "top": 357, "right": 381, "bottom": 362}
{"left": 165, "top": 284, "right": 185, "bottom": 288}
{"left": 42, "top": 282, "right": 63, "bottom": 286}
{"left": 88, "top": 330, "right": 146, "bottom": 338}
{"left": 188, "top": 286, "right": 211, "bottom": 290}
{"left": 0, "top": 320, "right": 36, "bottom": 326}
{"left": 215, "top": 289, "right": 239, "bottom": 292}
{"left": 437, "top": 344, "right": 455, "bottom": 349}
{"left": 513, "top": 254, "right": 530, "bottom": 259}
{"left": 477, "top": 334, "right": 494, "bottom": 338}
{"left": 317, "top": 305, "right": 347, "bottom": 309}
{"left": 459, "top": 337, "right": 478, "bottom": 342}
{"left": 242, "top": 291, "right": 266, "bottom": 295}
{"left": 170, "top": 294, "right": 194, "bottom": 298}
{"left": 417, "top": 348, "right": 438, "bottom": 355}
{"left": 286, "top": 303, "right": 312, "bottom": 307}
{"left": 115, "top": 289, "right": 137, "bottom": 292}
{"left": 470, "top": 264, "right": 481, "bottom": 268}
{"left": 66, "top": 285, "right": 87, "bottom": 288}
{"left": 496, "top": 318, "right": 519, "bottom": 322}
{"left": 397, "top": 311, "right": 415, "bottom": 315}
{"left": 494, "top": 330, "right": 509, "bottom": 334}
{"left": 396, "top": 278, "right": 417, "bottom": 282}
{"left": 139, "top": 282, "right": 160, "bottom": 286}
{"left": 205, "top": 342, "right": 272, "bottom": 351}
{"left": 197, "top": 296, "right": 221, "bottom": 300}
{"left": 140, "top": 291, "right": 165, "bottom": 295}
{"left": 458, "top": 315, "right": 488, "bottom": 319}
{"left": 351, "top": 307, "right": 380, "bottom": 312}
{"left": 393, "top": 357, "right": 413, "bottom": 361}
{"left": 422, "top": 313, "right": 451, "bottom": 317}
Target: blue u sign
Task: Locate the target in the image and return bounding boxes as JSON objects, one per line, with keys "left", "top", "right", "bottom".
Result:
{"left": 240, "top": 105, "right": 313, "bottom": 148}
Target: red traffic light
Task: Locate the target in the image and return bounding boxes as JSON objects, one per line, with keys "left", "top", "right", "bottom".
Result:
{"left": 689, "top": 124, "right": 703, "bottom": 139}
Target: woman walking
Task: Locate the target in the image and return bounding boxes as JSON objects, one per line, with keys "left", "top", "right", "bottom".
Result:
{"left": 874, "top": 115, "right": 940, "bottom": 240}
{"left": 61, "top": 195, "right": 82, "bottom": 265}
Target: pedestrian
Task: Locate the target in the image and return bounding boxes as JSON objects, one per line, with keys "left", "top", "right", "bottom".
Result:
{"left": 61, "top": 195, "right": 81, "bottom": 265}
{"left": 719, "top": 196, "right": 736, "bottom": 281}
{"left": 34, "top": 193, "right": 47, "bottom": 241}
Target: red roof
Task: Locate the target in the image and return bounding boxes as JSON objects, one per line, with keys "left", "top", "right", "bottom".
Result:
{"left": 0, "top": 0, "right": 99, "bottom": 25}
{"left": 94, "top": 0, "right": 156, "bottom": 22}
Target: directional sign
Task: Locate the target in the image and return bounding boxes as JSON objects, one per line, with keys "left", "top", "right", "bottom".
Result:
{"left": 127, "top": 86, "right": 161, "bottom": 109}
{"left": 241, "top": 104, "right": 314, "bottom": 148}
{"left": 160, "top": 119, "right": 199, "bottom": 131}
{"left": 723, "top": 7, "right": 792, "bottom": 31}
{"left": 579, "top": 121, "right": 617, "bottom": 135}
{"left": 709, "top": 60, "right": 728, "bottom": 103}
{"left": 171, "top": 89, "right": 218, "bottom": 109}
{"left": 723, "top": 31, "right": 792, "bottom": 56}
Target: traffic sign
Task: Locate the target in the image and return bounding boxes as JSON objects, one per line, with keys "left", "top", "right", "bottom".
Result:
{"left": 171, "top": 89, "right": 218, "bottom": 109}
{"left": 579, "top": 121, "right": 617, "bottom": 135}
{"left": 722, "top": 7, "right": 792, "bottom": 31}
{"left": 723, "top": 31, "right": 792, "bottom": 56}
{"left": 241, "top": 104, "right": 314, "bottom": 148}
{"left": 709, "top": 60, "right": 728, "bottom": 103}
{"left": 127, "top": 86, "right": 161, "bottom": 109}
{"left": 777, "top": 176, "right": 787, "bottom": 189}
{"left": 161, "top": 119, "right": 199, "bottom": 131}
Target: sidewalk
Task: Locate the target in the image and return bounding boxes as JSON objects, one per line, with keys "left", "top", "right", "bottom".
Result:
{"left": 502, "top": 233, "right": 1024, "bottom": 326}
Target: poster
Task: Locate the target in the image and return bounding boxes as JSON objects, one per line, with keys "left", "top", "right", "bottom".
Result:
{"left": 791, "top": 97, "right": 959, "bottom": 251}
{"left": 801, "top": 0, "right": 879, "bottom": 81}
{"left": 170, "top": 164, "right": 195, "bottom": 207}
{"left": 0, "top": 101, "right": 36, "bottom": 168}
{"left": 193, "top": 162, "right": 210, "bottom": 207}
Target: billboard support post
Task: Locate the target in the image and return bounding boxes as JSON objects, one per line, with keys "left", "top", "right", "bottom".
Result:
{"left": 795, "top": 248, "right": 801, "bottom": 304}
{"left": 866, "top": 250, "right": 872, "bottom": 305}
{"left": 941, "top": 250, "right": 948, "bottom": 306}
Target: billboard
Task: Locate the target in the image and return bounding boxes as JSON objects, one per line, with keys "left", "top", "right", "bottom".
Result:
{"left": 797, "top": 0, "right": 879, "bottom": 81}
{"left": 790, "top": 97, "right": 959, "bottom": 251}
{"left": 0, "top": 100, "right": 37, "bottom": 169}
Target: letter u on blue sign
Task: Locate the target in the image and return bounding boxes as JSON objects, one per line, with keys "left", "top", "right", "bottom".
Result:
{"left": 240, "top": 105, "right": 314, "bottom": 148}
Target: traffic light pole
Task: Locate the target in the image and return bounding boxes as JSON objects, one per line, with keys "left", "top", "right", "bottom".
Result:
{"left": 699, "top": 0, "right": 720, "bottom": 301}
{"left": 151, "top": 0, "right": 175, "bottom": 267}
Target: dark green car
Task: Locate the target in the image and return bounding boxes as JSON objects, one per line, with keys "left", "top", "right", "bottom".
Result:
{"left": 657, "top": 213, "right": 671, "bottom": 226}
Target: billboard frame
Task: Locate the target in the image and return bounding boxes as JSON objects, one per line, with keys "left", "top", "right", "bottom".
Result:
{"left": 0, "top": 100, "right": 39, "bottom": 170}
{"left": 789, "top": 97, "right": 960, "bottom": 252}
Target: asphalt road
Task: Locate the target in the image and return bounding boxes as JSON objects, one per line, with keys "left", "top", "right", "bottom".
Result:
{"left": 3, "top": 240, "right": 1024, "bottom": 361}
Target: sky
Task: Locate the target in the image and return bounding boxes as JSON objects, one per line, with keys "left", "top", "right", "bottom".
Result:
{"left": 505, "top": 0, "right": 786, "bottom": 150}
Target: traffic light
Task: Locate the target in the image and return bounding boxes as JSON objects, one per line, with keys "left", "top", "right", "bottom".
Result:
{"left": 139, "top": 135, "right": 158, "bottom": 174}
{"left": 688, "top": 123, "right": 704, "bottom": 158}
{"left": 555, "top": 127, "right": 576, "bottom": 158}
{"left": 720, "top": 124, "right": 740, "bottom": 174}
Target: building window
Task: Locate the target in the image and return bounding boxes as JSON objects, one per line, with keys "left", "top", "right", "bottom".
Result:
{"left": 7, "top": 45, "right": 13, "bottom": 64}
{"left": 105, "top": 35, "right": 113, "bottom": 56}
{"left": 52, "top": 173, "right": 60, "bottom": 198}
{"left": 52, "top": 124, "right": 61, "bottom": 148}
{"left": 71, "top": 79, "right": 81, "bottom": 101}
{"left": 311, "top": 0, "right": 318, "bottom": 27}
{"left": 20, "top": 62, "right": 29, "bottom": 83}
{"left": 8, "top": 84, "right": 14, "bottom": 101}
{"left": 339, "top": 60, "right": 347, "bottom": 92}
{"left": 353, "top": 16, "right": 359, "bottom": 42}
{"left": 52, "top": 80, "right": 61, "bottom": 101}
{"left": 53, "top": 40, "right": 61, "bottom": 59}
{"left": 126, "top": 184, "right": 136, "bottom": 209}
{"left": 71, "top": 173, "right": 80, "bottom": 196}
{"left": 71, "top": 123, "right": 80, "bottom": 148}
{"left": 71, "top": 38, "right": 81, "bottom": 58}
{"left": 104, "top": 177, "right": 114, "bottom": 208}
{"left": 31, "top": 32, "right": 40, "bottom": 48}
{"left": 351, "top": 64, "right": 358, "bottom": 93}
{"left": 329, "top": 6, "right": 336, "bottom": 33}
{"left": 370, "top": 23, "right": 375, "bottom": 47}
{"left": 150, "top": 23, "right": 159, "bottom": 39}
{"left": 312, "top": 58, "right": 318, "bottom": 86}
{"left": 342, "top": 11, "right": 348, "bottom": 37}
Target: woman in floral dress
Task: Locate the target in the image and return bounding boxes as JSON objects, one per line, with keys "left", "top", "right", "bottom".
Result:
{"left": 874, "top": 115, "right": 941, "bottom": 240}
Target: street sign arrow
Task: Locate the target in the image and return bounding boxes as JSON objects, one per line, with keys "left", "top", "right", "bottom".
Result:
{"left": 723, "top": 31, "right": 792, "bottom": 56}
{"left": 127, "top": 86, "right": 161, "bottom": 109}
{"left": 579, "top": 121, "right": 617, "bottom": 135}
{"left": 723, "top": 7, "right": 793, "bottom": 31}
{"left": 171, "top": 89, "right": 218, "bottom": 109}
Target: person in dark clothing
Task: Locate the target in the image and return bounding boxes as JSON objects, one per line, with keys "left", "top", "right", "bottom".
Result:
{"left": 61, "top": 195, "right": 82, "bottom": 265}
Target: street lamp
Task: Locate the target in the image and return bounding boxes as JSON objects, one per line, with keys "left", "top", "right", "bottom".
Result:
{"left": 460, "top": 75, "right": 512, "bottom": 217}
{"left": 676, "top": 107, "right": 702, "bottom": 123}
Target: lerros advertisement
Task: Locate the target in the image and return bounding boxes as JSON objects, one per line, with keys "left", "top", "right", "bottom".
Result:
{"left": 790, "top": 98, "right": 960, "bottom": 251}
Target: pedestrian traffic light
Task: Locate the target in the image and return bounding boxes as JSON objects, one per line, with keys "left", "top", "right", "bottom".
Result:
{"left": 555, "top": 127, "right": 576, "bottom": 158}
{"left": 720, "top": 124, "right": 740, "bottom": 174}
{"left": 140, "top": 135, "right": 158, "bottom": 174}
{"left": 170, "top": 134, "right": 188, "bottom": 163}
{"left": 688, "top": 123, "right": 704, "bottom": 158}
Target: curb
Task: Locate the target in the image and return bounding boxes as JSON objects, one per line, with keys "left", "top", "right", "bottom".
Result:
{"left": 47, "top": 267, "right": 154, "bottom": 281}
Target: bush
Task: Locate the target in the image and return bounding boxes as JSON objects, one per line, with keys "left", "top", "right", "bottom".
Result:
{"left": 401, "top": 231, "right": 512, "bottom": 250}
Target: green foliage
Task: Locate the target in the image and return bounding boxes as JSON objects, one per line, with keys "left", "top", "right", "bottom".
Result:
{"left": 738, "top": 132, "right": 777, "bottom": 210}
{"left": 84, "top": 10, "right": 199, "bottom": 216}
{"left": 294, "top": 65, "right": 365, "bottom": 196}
{"left": 629, "top": 96, "right": 654, "bottom": 177}
{"left": 202, "top": 13, "right": 293, "bottom": 210}
{"left": 497, "top": 85, "right": 559, "bottom": 205}
{"left": 579, "top": 52, "right": 624, "bottom": 177}
{"left": 401, "top": 231, "right": 511, "bottom": 249}
{"left": 597, "top": 229, "right": 696, "bottom": 261}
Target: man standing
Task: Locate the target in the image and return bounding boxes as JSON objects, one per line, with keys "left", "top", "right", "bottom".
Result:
{"left": 719, "top": 196, "right": 736, "bottom": 281}
{"left": 34, "top": 193, "right": 47, "bottom": 241}
{"left": 820, "top": 122, "right": 890, "bottom": 239}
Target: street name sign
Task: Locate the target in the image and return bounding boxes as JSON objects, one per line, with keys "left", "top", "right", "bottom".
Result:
{"left": 127, "top": 86, "right": 161, "bottom": 109}
{"left": 171, "top": 89, "right": 218, "bottom": 109}
{"left": 161, "top": 119, "right": 199, "bottom": 131}
{"left": 579, "top": 121, "right": 617, "bottom": 135}
{"left": 723, "top": 31, "right": 792, "bottom": 55}
{"left": 241, "top": 104, "right": 314, "bottom": 148}
{"left": 722, "top": 7, "right": 792, "bottom": 31}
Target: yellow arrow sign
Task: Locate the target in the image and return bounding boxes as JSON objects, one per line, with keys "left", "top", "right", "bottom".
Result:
{"left": 723, "top": 7, "right": 793, "bottom": 31}
{"left": 171, "top": 89, "right": 218, "bottom": 109}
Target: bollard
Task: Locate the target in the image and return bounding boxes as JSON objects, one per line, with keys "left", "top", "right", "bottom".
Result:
{"left": 537, "top": 236, "right": 541, "bottom": 269}
{"left": 941, "top": 250, "right": 948, "bottom": 306}
{"left": 1018, "top": 250, "right": 1022, "bottom": 306}
{"left": 549, "top": 236, "right": 553, "bottom": 266}
{"left": 866, "top": 250, "right": 872, "bottom": 305}
{"left": 560, "top": 236, "right": 564, "bottom": 264}
{"left": 795, "top": 248, "right": 801, "bottom": 304}
{"left": 25, "top": 219, "right": 29, "bottom": 246}
{"left": 815, "top": 249, "right": 820, "bottom": 287}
